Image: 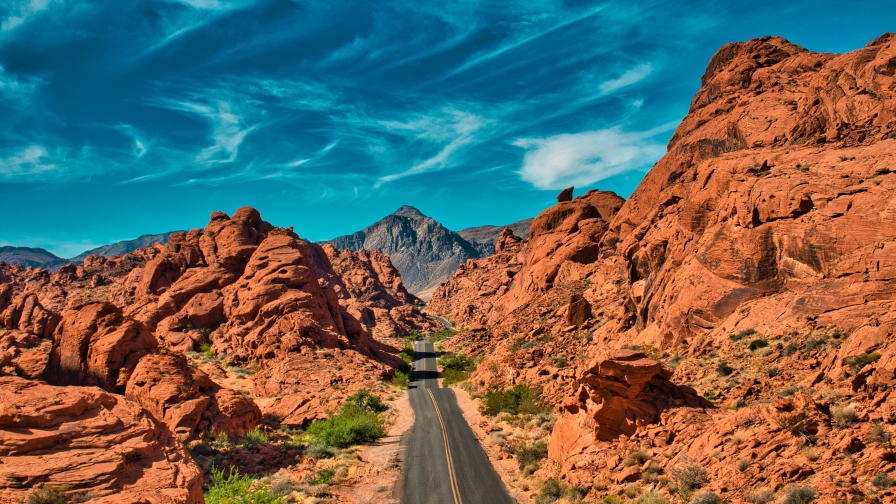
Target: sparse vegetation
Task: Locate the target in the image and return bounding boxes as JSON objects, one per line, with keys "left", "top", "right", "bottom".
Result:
{"left": 535, "top": 479, "right": 564, "bottom": 504}
{"left": 868, "top": 421, "right": 892, "bottom": 446}
{"left": 872, "top": 472, "right": 895, "bottom": 490}
{"left": 303, "top": 439, "right": 334, "bottom": 459}
{"left": 781, "top": 485, "right": 817, "bottom": 504}
{"left": 510, "top": 441, "right": 548, "bottom": 473}
{"left": 480, "top": 385, "right": 548, "bottom": 416}
{"left": 778, "top": 409, "right": 811, "bottom": 436}
{"left": 205, "top": 466, "right": 282, "bottom": 504}
{"left": 783, "top": 342, "right": 799, "bottom": 357}
{"left": 240, "top": 427, "right": 271, "bottom": 447}
{"left": 634, "top": 491, "right": 668, "bottom": 504}
{"left": 306, "top": 468, "right": 336, "bottom": 486}
{"left": 440, "top": 352, "right": 476, "bottom": 386}
{"left": 716, "top": 361, "right": 735, "bottom": 377}
{"left": 744, "top": 487, "right": 775, "bottom": 504}
{"left": 624, "top": 447, "right": 650, "bottom": 466}
{"left": 691, "top": 491, "right": 723, "bottom": 504}
{"left": 831, "top": 403, "right": 856, "bottom": 428}
{"left": 731, "top": 328, "right": 757, "bottom": 341}
{"left": 845, "top": 351, "right": 882, "bottom": 371}
{"left": 748, "top": 338, "right": 769, "bottom": 351}
{"left": 392, "top": 370, "right": 409, "bottom": 389}
{"left": 25, "top": 485, "right": 78, "bottom": 504}
{"left": 669, "top": 458, "right": 708, "bottom": 500}
{"left": 304, "top": 389, "right": 386, "bottom": 448}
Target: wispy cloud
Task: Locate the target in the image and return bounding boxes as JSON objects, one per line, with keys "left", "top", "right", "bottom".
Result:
{"left": 599, "top": 63, "right": 654, "bottom": 95}
{"left": 375, "top": 108, "right": 487, "bottom": 185}
{"left": 1, "top": 0, "right": 61, "bottom": 33}
{"left": 513, "top": 123, "right": 676, "bottom": 190}
{"left": 0, "top": 65, "right": 45, "bottom": 108}
{"left": 157, "top": 99, "right": 256, "bottom": 164}
{"left": 0, "top": 145, "right": 55, "bottom": 177}
{"left": 116, "top": 124, "right": 148, "bottom": 158}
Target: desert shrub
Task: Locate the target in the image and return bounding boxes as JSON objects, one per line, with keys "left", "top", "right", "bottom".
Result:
{"left": 623, "top": 483, "right": 642, "bottom": 499}
{"left": 624, "top": 447, "right": 650, "bottom": 466}
{"left": 512, "top": 441, "right": 548, "bottom": 472}
{"left": 767, "top": 366, "right": 779, "bottom": 377}
{"left": 26, "top": 485, "right": 73, "bottom": 504}
{"left": 781, "top": 486, "right": 817, "bottom": 504}
{"left": 567, "top": 486, "right": 589, "bottom": 501}
{"left": 846, "top": 351, "right": 882, "bottom": 371}
{"left": 241, "top": 427, "right": 270, "bottom": 447}
{"left": 783, "top": 342, "right": 799, "bottom": 357}
{"left": 749, "top": 339, "right": 769, "bottom": 351}
{"left": 305, "top": 392, "right": 386, "bottom": 448}
{"left": 691, "top": 491, "right": 723, "bottom": 504}
{"left": 634, "top": 491, "right": 668, "bottom": 504}
{"left": 199, "top": 342, "right": 214, "bottom": 359}
{"left": 442, "top": 368, "right": 471, "bottom": 386}
{"left": 670, "top": 458, "right": 708, "bottom": 498}
{"left": 779, "top": 385, "right": 799, "bottom": 397}
{"left": 745, "top": 487, "right": 774, "bottom": 503}
{"left": 868, "top": 421, "right": 892, "bottom": 445}
{"left": 805, "top": 337, "right": 827, "bottom": 352}
{"left": 392, "top": 370, "right": 409, "bottom": 388}
{"left": 601, "top": 496, "right": 624, "bottom": 504}
{"left": 306, "top": 468, "right": 336, "bottom": 486}
{"left": 303, "top": 439, "right": 334, "bottom": 459}
{"left": 399, "top": 345, "right": 414, "bottom": 364}
{"left": 801, "top": 446, "right": 819, "bottom": 462}
{"left": 668, "top": 355, "right": 684, "bottom": 368}
{"left": 428, "top": 329, "right": 453, "bottom": 343}
{"left": 440, "top": 353, "right": 475, "bottom": 371}
{"left": 535, "top": 479, "right": 564, "bottom": 504}
{"left": 344, "top": 389, "right": 387, "bottom": 413}
{"left": 778, "top": 409, "right": 810, "bottom": 435}
{"left": 736, "top": 456, "right": 751, "bottom": 472}
{"left": 716, "top": 361, "right": 735, "bottom": 377}
{"left": 872, "top": 472, "right": 895, "bottom": 490}
{"left": 481, "top": 385, "right": 548, "bottom": 416}
{"left": 731, "top": 328, "right": 758, "bottom": 341}
{"left": 205, "top": 466, "right": 281, "bottom": 504}
{"left": 831, "top": 403, "right": 856, "bottom": 428}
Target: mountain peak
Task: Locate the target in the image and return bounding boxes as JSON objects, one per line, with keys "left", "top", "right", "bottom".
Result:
{"left": 393, "top": 205, "right": 425, "bottom": 218}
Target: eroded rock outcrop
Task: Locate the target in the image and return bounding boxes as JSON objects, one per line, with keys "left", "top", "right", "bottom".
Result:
{"left": 0, "top": 376, "right": 203, "bottom": 503}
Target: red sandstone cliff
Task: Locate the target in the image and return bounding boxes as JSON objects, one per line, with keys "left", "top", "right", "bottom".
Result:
{"left": 432, "top": 34, "right": 896, "bottom": 502}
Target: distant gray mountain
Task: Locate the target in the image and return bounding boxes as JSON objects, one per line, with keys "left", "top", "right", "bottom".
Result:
{"left": 70, "top": 233, "right": 173, "bottom": 263}
{"left": 0, "top": 232, "right": 174, "bottom": 270}
{"left": 327, "top": 206, "right": 531, "bottom": 300}
{"left": 458, "top": 218, "right": 533, "bottom": 256}
{"left": 0, "top": 246, "right": 68, "bottom": 269}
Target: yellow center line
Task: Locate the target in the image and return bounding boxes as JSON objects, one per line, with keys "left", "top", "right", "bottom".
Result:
{"left": 428, "top": 388, "right": 462, "bottom": 504}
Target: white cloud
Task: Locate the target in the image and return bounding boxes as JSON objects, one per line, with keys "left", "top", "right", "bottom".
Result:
{"left": 161, "top": 99, "right": 255, "bottom": 164}
{"left": 513, "top": 126, "right": 672, "bottom": 190}
{"left": 0, "top": 145, "right": 55, "bottom": 176}
{"left": 376, "top": 108, "right": 486, "bottom": 184}
{"left": 1, "top": 0, "right": 59, "bottom": 32}
{"left": 0, "top": 65, "right": 44, "bottom": 106}
{"left": 599, "top": 63, "right": 653, "bottom": 95}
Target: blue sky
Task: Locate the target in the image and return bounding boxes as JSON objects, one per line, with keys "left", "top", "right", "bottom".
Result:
{"left": 1, "top": 0, "right": 893, "bottom": 257}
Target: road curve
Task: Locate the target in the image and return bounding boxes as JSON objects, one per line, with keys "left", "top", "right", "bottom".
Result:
{"left": 400, "top": 339, "right": 515, "bottom": 504}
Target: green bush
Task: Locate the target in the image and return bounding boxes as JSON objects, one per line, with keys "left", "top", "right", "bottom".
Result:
{"left": 512, "top": 441, "right": 548, "bottom": 472}
{"left": 634, "top": 492, "right": 668, "bottom": 504}
{"left": 241, "top": 427, "right": 270, "bottom": 447}
{"left": 306, "top": 468, "right": 336, "bottom": 486}
{"left": 399, "top": 345, "right": 414, "bottom": 365}
{"left": 535, "top": 479, "right": 564, "bottom": 504}
{"left": 716, "top": 361, "right": 735, "bottom": 377}
{"left": 303, "top": 439, "right": 334, "bottom": 459}
{"left": 440, "top": 353, "right": 475, "bottom": 372}
{"left": 730, "top": 328, "right": 757, "bottom": 341}
{"left": 392, "top": 370, "right": 409, "bottom": 389}
{"left": 199, "top": 342, "right": 215, "bottom": 359}
{"left": 304, "top": 392, "right": 386, "bottom": 449}
{"left": 748, "top": 339, "right": 769, "bottom": 351}
{"left": 428, "top": 329, "right": 454, "bottom": 343}
{"left": 442, "top": 368, "right": 471, "bottom": 386}
{"left": 205, "top": 466, "right": 282, "bottom": 504}
{"left": 481, "top": 385, "right": 548, "bottom": 416}
{"left": 846, "top": 351, "right": 882, "bottom": 371}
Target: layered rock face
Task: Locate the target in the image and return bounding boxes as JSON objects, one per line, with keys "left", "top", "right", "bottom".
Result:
{"left": 322, "top": 244, "right": 439, "bottom": 338}
{"left": 434, "top": 35, "right": 896, "bottom": 501}
{"left": 0, "top": 376, "right": 204, "bottom": 504}
{"left": 0, "top": 206, "right": 423, "bottom": 499}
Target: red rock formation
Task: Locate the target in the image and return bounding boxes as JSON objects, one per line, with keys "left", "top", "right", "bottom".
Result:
{"left": 125, "top": 352, "right": 260, "bottom": 441}
{"left": 433, "top": 34, "right": 896, "bottom": 502}
{"left": 45, "top": 302, "right": 157, "bottom": 393}
{"left": 322, "top": 244, "right": 438, "bottom": 338}
{"left": 0, "top": 376, "right": 203, "bottom": 503}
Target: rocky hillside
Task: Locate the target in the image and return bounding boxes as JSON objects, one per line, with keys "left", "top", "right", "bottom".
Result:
{"left": 328, "top": 205, "right": 532, "bottom": 300}
{"left": 457, "top": 217, "right": 533, "bottom": 256}
{"left": 431, "top": 34, "right": 896, "bottom": 503}
{"left": 0, "top": 207, "right": 427, "bottom": 502}
{"left": 0, "top": 232, "right": 174, "bottom": 270}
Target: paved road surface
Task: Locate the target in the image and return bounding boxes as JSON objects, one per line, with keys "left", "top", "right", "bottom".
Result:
{"left": 429, "top": 315, "right": 457, "bottom": 333}
{"left": 400, "top": 339, "right": 515, "bottom": 504}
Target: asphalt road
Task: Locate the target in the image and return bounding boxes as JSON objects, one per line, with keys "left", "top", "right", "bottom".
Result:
{"left": 429, "top": 314, "right": 457, "bottom": 333}
{"left": 400, "top": 339, "right": 515, "bottom": 504}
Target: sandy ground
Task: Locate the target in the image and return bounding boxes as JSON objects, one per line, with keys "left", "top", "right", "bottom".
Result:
{"left": 331, "top": 391, "right": 414, "bottom": 503}
{"left": 451, "top": 386, "right": 533, "bottom": 504}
